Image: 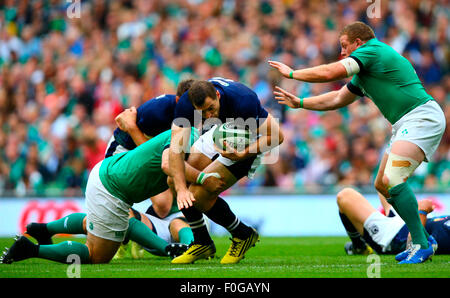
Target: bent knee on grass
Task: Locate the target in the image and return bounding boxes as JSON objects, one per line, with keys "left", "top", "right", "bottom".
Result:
{"left": 86, "top": 234, "right": 122, "bottom": 264}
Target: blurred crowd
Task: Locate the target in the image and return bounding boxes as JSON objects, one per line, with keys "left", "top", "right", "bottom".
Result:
{"left": 0, "top": 0, "right": 448, "bottom": 197}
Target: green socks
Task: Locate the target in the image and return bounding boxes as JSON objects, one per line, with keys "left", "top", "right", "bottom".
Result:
{"left": 38, "top": 241, "right": 90, "bottom": 264}
{"left": 126, "top": 217, "right": 168, "bottom": 255}
{"left": 46, "top": 213, "right": 86, "bottom": 235}
{"left": 388, "top": 183, "right": 429, "bottom": 249}
{"left": 178, "top": 227, "right": 194, "bottom": 245}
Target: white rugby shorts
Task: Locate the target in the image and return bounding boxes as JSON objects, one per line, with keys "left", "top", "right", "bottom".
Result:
{"left": 386, "top": 100, "right": 446, "bottom": 162}
{"left": 85, "top": 161, "right": 131, "bottom": 242}
{"left": 143, "top": 211, "right": 184, "bottom": 243}
{"left": 364, "top": 208, "right": 405, "bottom": 252}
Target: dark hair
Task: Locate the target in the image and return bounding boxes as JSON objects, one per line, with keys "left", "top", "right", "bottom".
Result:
{"left": 187, "top": 80, "right": 217, "bottom": 107}
{"left": 339, "top": 21, "right": 375, "bottom": 43}
{"left": 176, "top": 79, "right": 195, "bottom": 97}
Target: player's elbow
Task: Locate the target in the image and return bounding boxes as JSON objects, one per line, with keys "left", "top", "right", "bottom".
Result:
{"left": 161, "top": 161, "right": 170, "bottom": 175}
{"left": 161, "top": 152, "right": 171, "bottom": 175}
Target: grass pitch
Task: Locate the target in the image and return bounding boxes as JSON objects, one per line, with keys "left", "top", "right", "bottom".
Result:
{"left": 0, "top": 236, "right": 449, "bottom": 278}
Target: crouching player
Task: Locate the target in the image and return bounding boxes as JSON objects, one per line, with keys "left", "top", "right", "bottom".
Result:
{"left": 20, "top": 204, "right": 195, "bottom": 261}
{"left": 337, "top": 188, "right": 449, "bottom": 261}
{"left": 1, "top": 128, "right": 222, "bottom": 264}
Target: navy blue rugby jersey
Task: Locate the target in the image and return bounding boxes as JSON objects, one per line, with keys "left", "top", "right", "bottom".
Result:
{"left": 173, "top": 77, "right": 269, "bottom": 130}
{"left": 426, "top": 215, "right": 450, "bottom": 254}
{"left": 113, "top": 94, "right": 178, "bottom": 149}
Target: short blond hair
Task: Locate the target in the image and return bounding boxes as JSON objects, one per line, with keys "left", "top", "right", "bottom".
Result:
{"left": 339, "top": 22, "right": 375, "bottom": 43}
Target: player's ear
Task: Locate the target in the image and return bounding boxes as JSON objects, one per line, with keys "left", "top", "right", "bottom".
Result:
{"left": 216, "top": 90, "right": 220, "bottom": 100}
{"left": 355, "top": 38, "right": 363, "bottom": 47}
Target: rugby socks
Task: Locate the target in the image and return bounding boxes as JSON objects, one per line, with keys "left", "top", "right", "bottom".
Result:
{"left": 388, "top": 182, "right": 429, "bottom": 249}
{"left": 181, "top": 206, "right": 213, "bottom": 245}
{"left": 38, "top": 241, "right": 90, "bottom": 264}
{"left": 46, "top": 213, "right": 86, "bottom": 235}
{"left": 205, "top": 197, "right": 252, "bottom": 240}
{"left": 126, "top": 217, "right": 168, "bottom": 255}
{"left": 178, "top": 227, "right": 194, "bottom": 245}
{"left": 339, "top": 212, "right": 367, "bottom": 251}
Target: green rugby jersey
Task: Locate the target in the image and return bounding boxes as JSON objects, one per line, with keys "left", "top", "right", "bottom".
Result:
{"left": 347, "top": 38, "right": 433, "bottom": 124}
{"left": 99, "top": 128, "right": 199, "bottom": 205}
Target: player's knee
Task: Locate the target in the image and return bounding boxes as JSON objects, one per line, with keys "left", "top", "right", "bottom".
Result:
{"left": 383, "top": 153, "right": 420, "bottom": 190}
{"left": 167, "top": 176, "right": 174, "bottom": 188}
{"left": 336, "top": 188, "right": 356, "bottom": 208}
{"left": 374, "top": 178, "right": 385, "bottom": 194}
{"left": 189, "top": 184, "right": 215, "bottom": 212}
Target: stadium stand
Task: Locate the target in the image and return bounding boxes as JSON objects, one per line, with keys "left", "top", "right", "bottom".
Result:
{"left": 0, "top": 0, "right": 448, "bottom": 197}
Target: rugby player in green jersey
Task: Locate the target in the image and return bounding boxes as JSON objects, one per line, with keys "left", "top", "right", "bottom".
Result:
{"left": 269, "top": 21, "right": 446, "bottom": 264}
{"left": 1, "top": 128, "right": 224, "bottom": 264}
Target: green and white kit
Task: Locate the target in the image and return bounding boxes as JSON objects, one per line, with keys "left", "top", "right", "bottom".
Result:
{"left": 346, "top": 38, "right": 446, "bottom": 161}
{"left": 85, "top": 128, "right": 199, "bottom": 242}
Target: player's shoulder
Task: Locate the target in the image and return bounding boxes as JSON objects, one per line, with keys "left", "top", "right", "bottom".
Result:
{"left": 209, "top": 77, "right": 257, "bottom": 100}
{"left": 139, "top": 94, "right": 176, "bottom": 109}
{"left": 208, "top": 77, "right": 250, "bottom": 91}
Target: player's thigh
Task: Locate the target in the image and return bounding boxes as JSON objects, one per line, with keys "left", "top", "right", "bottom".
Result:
{"left": 390, "top": 140, "right": 425, "bottom": 163}
{"left": 189, "top": 160, "right": 237, "bottom": 212}
{"left": 187, "top": 146, "right": 213, "bottom": 171}
{"left": 150, "top": 189, "right": 173, "bottom": 218}
{"left": 85, "top": 232, "right": 122, "bottom": 264}
{"left": 337, "top": 188, "right": 377, "bottom": 235}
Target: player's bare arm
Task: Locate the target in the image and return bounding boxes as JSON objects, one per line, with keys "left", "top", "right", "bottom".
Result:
{"left": 162, "top": 148, "right": 226, "bottom": 194}
{"left": 217, "top": 114, "right": 284, "bottom": 162}
{"left": 115, "top": 106, "right": 150, "bottom": 146}
{"left": 169, "top": 123, "right": 196, "bottom": 210}
{"left": 274, "top": 84, "right": 358, "bottom": 111}
{"left": 268, "top": 60, "right": 348, "bottom": 83}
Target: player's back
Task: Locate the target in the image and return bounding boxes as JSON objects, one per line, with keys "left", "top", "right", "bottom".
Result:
{"left": 113, "top": 94, "right": 177, "bottom": 149}
{"left": 350, "top": 38, "right": 433, "bottom": 124}
{"left": 99, "top": 128, "right": 199, "bottom": 205}
{"left": 426, "top": 216, "right": 450, "bottom": 254}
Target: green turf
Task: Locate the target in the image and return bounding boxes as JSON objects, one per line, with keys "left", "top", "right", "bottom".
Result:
{"left": 0, "top": 236, "right": 449, "bottom": 278}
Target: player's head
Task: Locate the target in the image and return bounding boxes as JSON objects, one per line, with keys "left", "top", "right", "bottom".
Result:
{"left": 176, "top": 79, "right": 195, "bottom": 99}
{"left": 339, "top": 22, "right": 375, "bottom": 58}
{"left": 188, "top": 80, "right": 220, "bottom": 119}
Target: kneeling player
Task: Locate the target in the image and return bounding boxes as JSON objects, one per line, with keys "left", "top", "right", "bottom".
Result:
{"left": 0, "top": 128, "right": 219, "bottom": 264}
{"left": 337, "top": 188, "right": 449, "bottom": 261}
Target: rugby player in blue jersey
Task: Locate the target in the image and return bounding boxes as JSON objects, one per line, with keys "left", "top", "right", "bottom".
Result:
{"left": 168, "top": 77, "right": 284, "bottom": 264}
{"left": 106, "top": 79, "right": 195, "bottom": 219}
{"left": 337, "top": 188, "right": 449, "bottom": 260}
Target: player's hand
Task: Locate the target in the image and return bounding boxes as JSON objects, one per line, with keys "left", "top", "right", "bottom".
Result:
{"left": 268, "top": 60, "right": 293, "bottom": 78}
{"left": 176, "top": 189, "right": 196, "bottom": 210}
{"left": 418, "top": 199, "right": 435, "bottom": 214}
{"left": 115, "top": 106, "right": 138, "bottom": 133}
{"left": 202, "top": 174, "right": 226, "bottom": 195}
{"left": 214, "top": 142, "right": 248, "bottom": 161}
{"left": 273, "top": 86, "right": 301, "bottom": 109}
